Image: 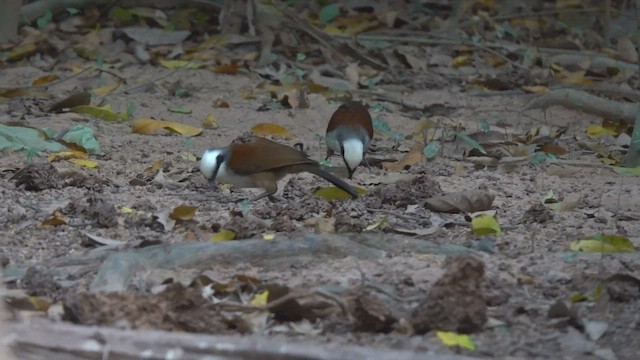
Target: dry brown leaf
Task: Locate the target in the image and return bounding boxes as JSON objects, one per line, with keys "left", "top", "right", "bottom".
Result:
{"left": 31, "top": 74, "right": 59, "bottom": 86}
{"left": 212, "top": 64, "right": 240, "bottom": 75}
{"left": 381, "top": 143, "right": 424, "bottom": 171}
{"left": 170, "top": 205, "right": 197, "bottom": 221}
{"left": 424, "top": 190, "right": 495, "bottom": 214}
{"left": 41, "top": 211, "right": 67, "bottom": 227}
{"left": 48, "top": 92, "right": 91, "bottom": 113}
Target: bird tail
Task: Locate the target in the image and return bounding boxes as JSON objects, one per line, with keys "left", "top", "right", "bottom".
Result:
{"left": 297, "top": 164, "right": 359, "bottom": 199}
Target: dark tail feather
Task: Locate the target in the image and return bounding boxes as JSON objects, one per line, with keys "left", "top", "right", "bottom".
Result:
{"left": 301, "top": 165, "right": 358, "bottom": 199}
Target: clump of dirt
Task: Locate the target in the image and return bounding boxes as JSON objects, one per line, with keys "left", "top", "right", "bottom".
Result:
{"left": 11, "top": 163, "right": 61, "bottom": 191}
{"left": 269, "top": 215, "right": 297, "bottom": 232}
{"left": 365, "top": 175, "right": 442, "bottom": 208}
{"left": 605, "top": 274, "right": 640, "bottom": 302}
{"left": 411, "top": 255, "right": 487, "bottom": 334}
{"left": 63, "top": 283, "right": 228, "bottom": 333}
{"left": 224, "top": 212, "right": 268, "bottom": 239}
{"left": 21, "top": 266, "right": 62, "bottom": 300}
{"left": 522, "top": 203, "right": 553, "bottom": 224}
{"left": 351, "top": 292, "right": 395, "bottom": 333}
{"left": 63, "top": 193, "right": 117, "bottom": 228}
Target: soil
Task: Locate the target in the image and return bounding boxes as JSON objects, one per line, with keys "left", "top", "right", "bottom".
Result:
{"left": 1, "top": 64, "right": 640, "bottom": 360}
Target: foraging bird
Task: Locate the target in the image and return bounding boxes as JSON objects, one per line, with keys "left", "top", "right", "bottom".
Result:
{"left": 325, "top": 101, "right": 373, "bottom": 179}
{"left": 199, "top": 135, "right": 358, "bottom": 202}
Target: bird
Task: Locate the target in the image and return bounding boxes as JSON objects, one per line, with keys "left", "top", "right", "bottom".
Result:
{"left": 325, "top": 101, "right": 373, "bottom": 179}
{"left": 199, "top": 134, "right": 359, "bottom": 202}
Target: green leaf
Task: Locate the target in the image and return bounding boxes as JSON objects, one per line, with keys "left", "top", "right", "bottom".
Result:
{"left": 471, "top": 214, "right": 502, "bottom": 236}
{"left": 0, "top": 124, "right": 64, "bottom": 153}
{"left": 319, "top": 4, "right": 340, "bottom": 23}
{"left": 479, "top": 119, "right": 490, "bottom": 132}
{"left": 168, "top": 107, "right": 192, "bottom": 114}
{"left": 127, "top": 101, "right": 137, "bottom": 116}
{"left": 66, "top": 7, "right": 80, "bottom": 15}
{"left": 423, "top": 141, "right": 440, "bottom": 159}
{"left": 36, "top": 10, "right": 53, "bottom": 29}
{"left": 71, "top": 105, "right": 128, "bottom": 121}
{"left": 314, "top": 186, "right": 367, "bottom": 201}
{"left": 612, "top": 166, "right": 640, "bottom": 176}
{"left": 531, "top": 152, "right": 556, "bottom": 164}
{"left": 570, "top": 234, "right": 636, "bottom": 253}
{"left": 436, "top": 331, "right": 476, "bottom": 350}
{"left": 61, "top": 125, "right": 103, "bottom": 155}
{"left": 112, "top": 7, "right": 134, "bottom": 21}
{"left": 296, "top": 53, "right": 306, "bottom": 61}
{"left": 456, "top": 132, "right": 486, "bottom": 154}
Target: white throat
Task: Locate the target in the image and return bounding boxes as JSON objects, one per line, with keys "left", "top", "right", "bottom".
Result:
{"left": 199, "top": 149, "right": 224, "bottom": 179}
{"left": 342, "top": 138, "right": 364, "bottom": 171}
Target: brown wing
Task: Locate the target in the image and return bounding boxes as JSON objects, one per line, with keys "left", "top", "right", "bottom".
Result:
{"left": 326, "top": 101, "right": 373, "bottom": 139}
{"left": 228, "top": 136, "right": 318, "bottom": 175}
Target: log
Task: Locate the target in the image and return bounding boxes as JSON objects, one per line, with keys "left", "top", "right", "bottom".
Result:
{"left": 4, "top": 320, "right": 480, "bottom": 360}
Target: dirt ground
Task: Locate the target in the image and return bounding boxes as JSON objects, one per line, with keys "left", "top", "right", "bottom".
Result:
{"left": 1, "top": 63, "right": 640, "bottom": 360}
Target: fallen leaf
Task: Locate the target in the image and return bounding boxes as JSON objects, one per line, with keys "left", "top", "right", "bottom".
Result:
{"left": 381, "top": 143, "right": 424, "bottom": 171}
{"left": 365, "top": 215, "right": 388, "bottom": 231}
{"left": 586, "top": 125, "right": 617, "bottom": 138}
{"left": 424, "top": 190, "right": 495, "bottom": 213}
{"left": 68, "top": 159, "right": 99, "bottom": 168}
{"left": 251, "top": 290, "right": 269, "bottom": 306}
{"left": 31, "top": 74, "right": 59, "bottom": 86}
{"left": 168, "top": 107, "right": 192, "bottom": 114}
{"left": 213, "top": 99, "right": 230, "bottom": 108}
{"left": 250, "top": 123, "right": 294, "bottom": 138}
{"left": 613, "top": 166, "right": 640, "bottom": 176}
{"left": 41, "top": 211, "right": 67, "bottom": 227}
{"left": 132, "top": 118, "right": 203, "bottom": 137}
{"left": 93, "top": 81, "right": 122, "bottom": 96}
{"left": 170, "top": 205, "right": 196, "bottom": 221}
{"left": 436, "top": 331, "right": 476, "bottom": 350}
{"left": 314, "top": 186, "right": 367, "bottom": 201}
{"left": 570, "top": 234, "right": 636, "bottom": 253}
{"left": 211, "top": 230, "right": 236, "bottom": 241}
{"left": 48, "top": 150, "right": 88, "bottom": 162}
{"left": 48, "top": 92, "right": 91, "bottom": 113}
{"left": 212, "top": 64, "right": 240, "bottom": 75}
{"left": 71, "top": 104, "right": 128, "bottom": 121}
{"left": 202, "top": 114, "right": 219, "bottom": 129}
{"left": 471, "top": 213, "right": 502, "bottom": 236}
{"left": 159, "top": 60, "right": 202, "bottom": 69}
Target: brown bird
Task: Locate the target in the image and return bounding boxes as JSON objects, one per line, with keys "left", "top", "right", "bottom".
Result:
{"left": 199, "top": 135, "right": 358, "bottom": 202}
{"left": 325, "top": 101, "right": 373, "bottom": 179}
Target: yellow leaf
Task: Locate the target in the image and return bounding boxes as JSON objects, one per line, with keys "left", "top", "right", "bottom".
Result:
{"left": 170, "top": 205, "right": 197, "bottom": 221}
{"left": 436, "top": 331, "right": 476, "bottom": 350}
{"left": 570, "top": 234, "right": 636, "bottom": 253}
{"left": 381, "top": 143, "right": 424, "bottom": 171}
{"left": 365, "top": 215, "right": 388, "bottom": 231}
{"left": 202, "top": 113, "right": 219, "bottom": 129}
{"left": 41, "top": 211, "right": 67, "bottom": 227}
{"left": 31, "top": 74, "right": 59, "bottom": 86}
{"left": 262, "top": 233, "right": 275, "bottom": 240}
{"left": 28, "top": 296, "right": 51, "bottom": 312}
{"left": 121, "top": 207, "right": 134, "bottom": 214}
{"left": 251, "top": 290, "right": 269, "bottom": 306}
{"left": 314, "top": 186, "right": 367, "bottom": 201}
{"left": 211, "top": 230, "right": 236, "bottom": 242}
{"left": 132, "top": 118, "right": 203, "bottom": 137}
{"left": 250, "top": 123, "right": 295, "bottom": 138}
{"left": 68, "top": 159, "right": 99, "bottom": 168}
{"left": 48, "top": 150, "right": 88, "bottom": 162}
{"left": 93, "top": 81, "right": 121, "bottom": 96}
{"left": 586, "top": 125, "right": 617, "bottom": 138}
{"left": 159, "top": 60, "right": 202, "bottom": 69}
{"left": 71, "top": 105, "right": 128, "bottom": 121}
{"left": 471, "top": 214, "right": 502, "bottom": 236}
{"left": 451, "top": 55, "right": 471, "bottom": 68}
